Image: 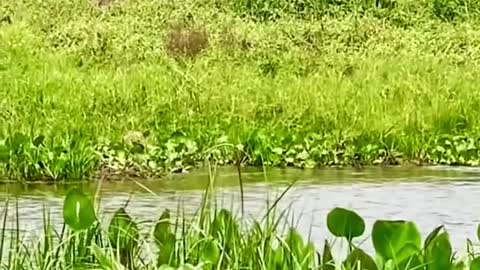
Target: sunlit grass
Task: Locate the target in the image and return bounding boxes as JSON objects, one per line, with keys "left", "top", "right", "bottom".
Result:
{"left": 2, "top": 0, "right": 480, "bottom": 180}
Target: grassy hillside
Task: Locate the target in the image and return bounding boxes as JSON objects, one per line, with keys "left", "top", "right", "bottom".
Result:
{"left": 2, "top": 0, "right": 480, "bottom": 180}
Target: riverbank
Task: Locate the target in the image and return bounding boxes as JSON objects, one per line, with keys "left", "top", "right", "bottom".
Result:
{"left": 2, "top": 0, "right": 480, "bottom": 181}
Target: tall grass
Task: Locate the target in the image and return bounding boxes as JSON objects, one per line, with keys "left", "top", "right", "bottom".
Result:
{"left": 2, "top": 0, "right": 480, "bottom": 180}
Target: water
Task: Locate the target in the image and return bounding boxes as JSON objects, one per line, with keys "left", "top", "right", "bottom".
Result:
{"left": 1, "top": 166, "right": 480, "bottom": 255}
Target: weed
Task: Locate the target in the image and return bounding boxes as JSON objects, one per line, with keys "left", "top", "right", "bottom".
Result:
{"left": 166, "top": 25, "right": 209, "bottom": 59}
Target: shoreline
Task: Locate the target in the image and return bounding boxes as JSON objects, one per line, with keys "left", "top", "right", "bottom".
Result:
{"left": 1, "top": 140, "right": 479, "bottom": 182}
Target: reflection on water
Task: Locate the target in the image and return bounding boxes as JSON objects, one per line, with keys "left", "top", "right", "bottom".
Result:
{"left": 1, "top": 166, "right": 480, "bottom": 253}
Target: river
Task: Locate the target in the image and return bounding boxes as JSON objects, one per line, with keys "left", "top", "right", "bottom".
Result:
{"left": 1, "top": 165, "right": 480, "bottom": 256}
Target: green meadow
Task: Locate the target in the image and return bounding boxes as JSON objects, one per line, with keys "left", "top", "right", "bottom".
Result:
{"left": 2, "top": 0, "right": 480, "bottom": 180}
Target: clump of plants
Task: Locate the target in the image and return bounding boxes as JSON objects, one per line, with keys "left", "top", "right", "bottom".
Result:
{"left": 166, "top": 25, "right": 209, "bottom": 59}
{"left": 232, "top": 0, "right": 399, "bottom": 21}
{"left": 430, "top": 0, "right": 480, "bottom": 22}
{"left": 3, "top": 130, "right": 480, "bottom": 181}
{"left": 0, "top": 132, "right": 98, "bottom": 181}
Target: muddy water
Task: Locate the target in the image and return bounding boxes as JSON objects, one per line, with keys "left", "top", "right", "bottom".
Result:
{"left": 2, "top": 166, "right": 480, "bottom": 254}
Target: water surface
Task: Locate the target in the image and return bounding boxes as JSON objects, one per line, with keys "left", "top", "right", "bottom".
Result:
{"left": 1, "top": 166, "right": 480, "bottom": 254}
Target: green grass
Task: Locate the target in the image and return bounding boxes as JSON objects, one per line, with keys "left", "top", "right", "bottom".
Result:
{"left": 2, "top": 0, "right": 480, "bottom": 180}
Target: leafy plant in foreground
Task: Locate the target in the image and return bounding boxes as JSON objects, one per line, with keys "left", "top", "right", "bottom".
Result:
{"left": 372, "top": 220, "right": 423, "bottom": 269}
{"left": 1, "top": 182, "right": 480, "bottom": 269}
{"left": 63, "top": 188, "right": 96, "bottom": 231}
{"left": 154, "top": 209, "right": 176, "bottom": 267}
{"left": 327, "top": 207, "right": 375, "bottom": 270}
{"left": 324, "top": 207, "right": 462, "bottom": 270}
{"left": 108, "top": 207, "right": 140, "bottom": 268}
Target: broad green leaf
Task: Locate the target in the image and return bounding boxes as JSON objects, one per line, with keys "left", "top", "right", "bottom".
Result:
{"left": 91, "top": 243, "right": 126, "bottom": 270}
{"left": 54, "top": 146, "right": 67, "bottom": 154}
{"left": 327, "top": 207, "right": 365, "bottom": 241}
{"left": 477, "top": 224, "right": 480, "bottom": 242}
{"left": 345, "top": 248, "right": 378, "bottom": 270}
{"left": 273, "top": 247, "right": 284, "bottom": 269}
{"left": 33, "top": 135, "right": 45, "bottom": 147}
{"left": 157, "top": 232, "right": 176, "bottom": 266}
{"left": 0, "top": 145, "right": 9, "bottom": 162}
{"left": 70, "top": 139, "right": 77, "bottom": 149}
{"left": 170, "top": 130, "right": 186, "bottom": 139}
{"left": 211, "top": 209, "right": 240, "bottom": 250}
{"left": 10, "top": 132, "right": 28, "bottom": 150}
{"left": 425, "top": 232, "right": 452, "bottom": 270}
{"left": 130, "top": 142, "right": 144, "bottom": 154}
{"left": 395, "top": 244, "right": 423, "bottom": 269}
{"left": 54, "top": 158, "right": 67, "bottom": 172}
{"left": 108, "top": 208, "right": 139, "bottom": 252}
{"left": 322, "top": 240, "right": 335, "bottom": 270}
{"left": 142, "top": 130, "right": 151, "bottom": 138}
{"left": 200, "top": 239, "right": 220, "bottom": 265}
{"left": 154, "top": 209, "right": 171, "bottom": 247}
{"left": 63, "top": 188, "right": 96, "bottom": 231}
{"left": 471, "top": 257, "right": 480, "bottom": 270}
{"left": 424, "top": 225, "right": 443, "bottom": 250}
{"left": 372, "top": 220, "right": 421, "bottom": 262}
{"left": 286, "top": 228, "right": 305, "bottom": 260}
{"left": 212, "top": 209, "right": 235, "bottom": 232}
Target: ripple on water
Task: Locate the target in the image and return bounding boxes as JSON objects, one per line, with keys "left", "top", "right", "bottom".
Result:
{"left": 0, "top": 166, "right": 480, "bottom": 255}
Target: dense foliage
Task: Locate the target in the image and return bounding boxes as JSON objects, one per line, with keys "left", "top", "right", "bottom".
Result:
{"left": 2, "top": 0, "right": 480, "bottom": 180}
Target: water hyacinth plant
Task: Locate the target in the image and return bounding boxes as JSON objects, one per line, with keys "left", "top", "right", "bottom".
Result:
{"left": 3, "top": 131, "right": 480, "bottom": 182}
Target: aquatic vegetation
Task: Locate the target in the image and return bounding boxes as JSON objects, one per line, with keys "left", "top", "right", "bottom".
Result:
{"left": 0, "top": 133, "right": 98, "bottom": 181}
{"left": 4, "top": 130, "right": 480, "bottom": 181}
